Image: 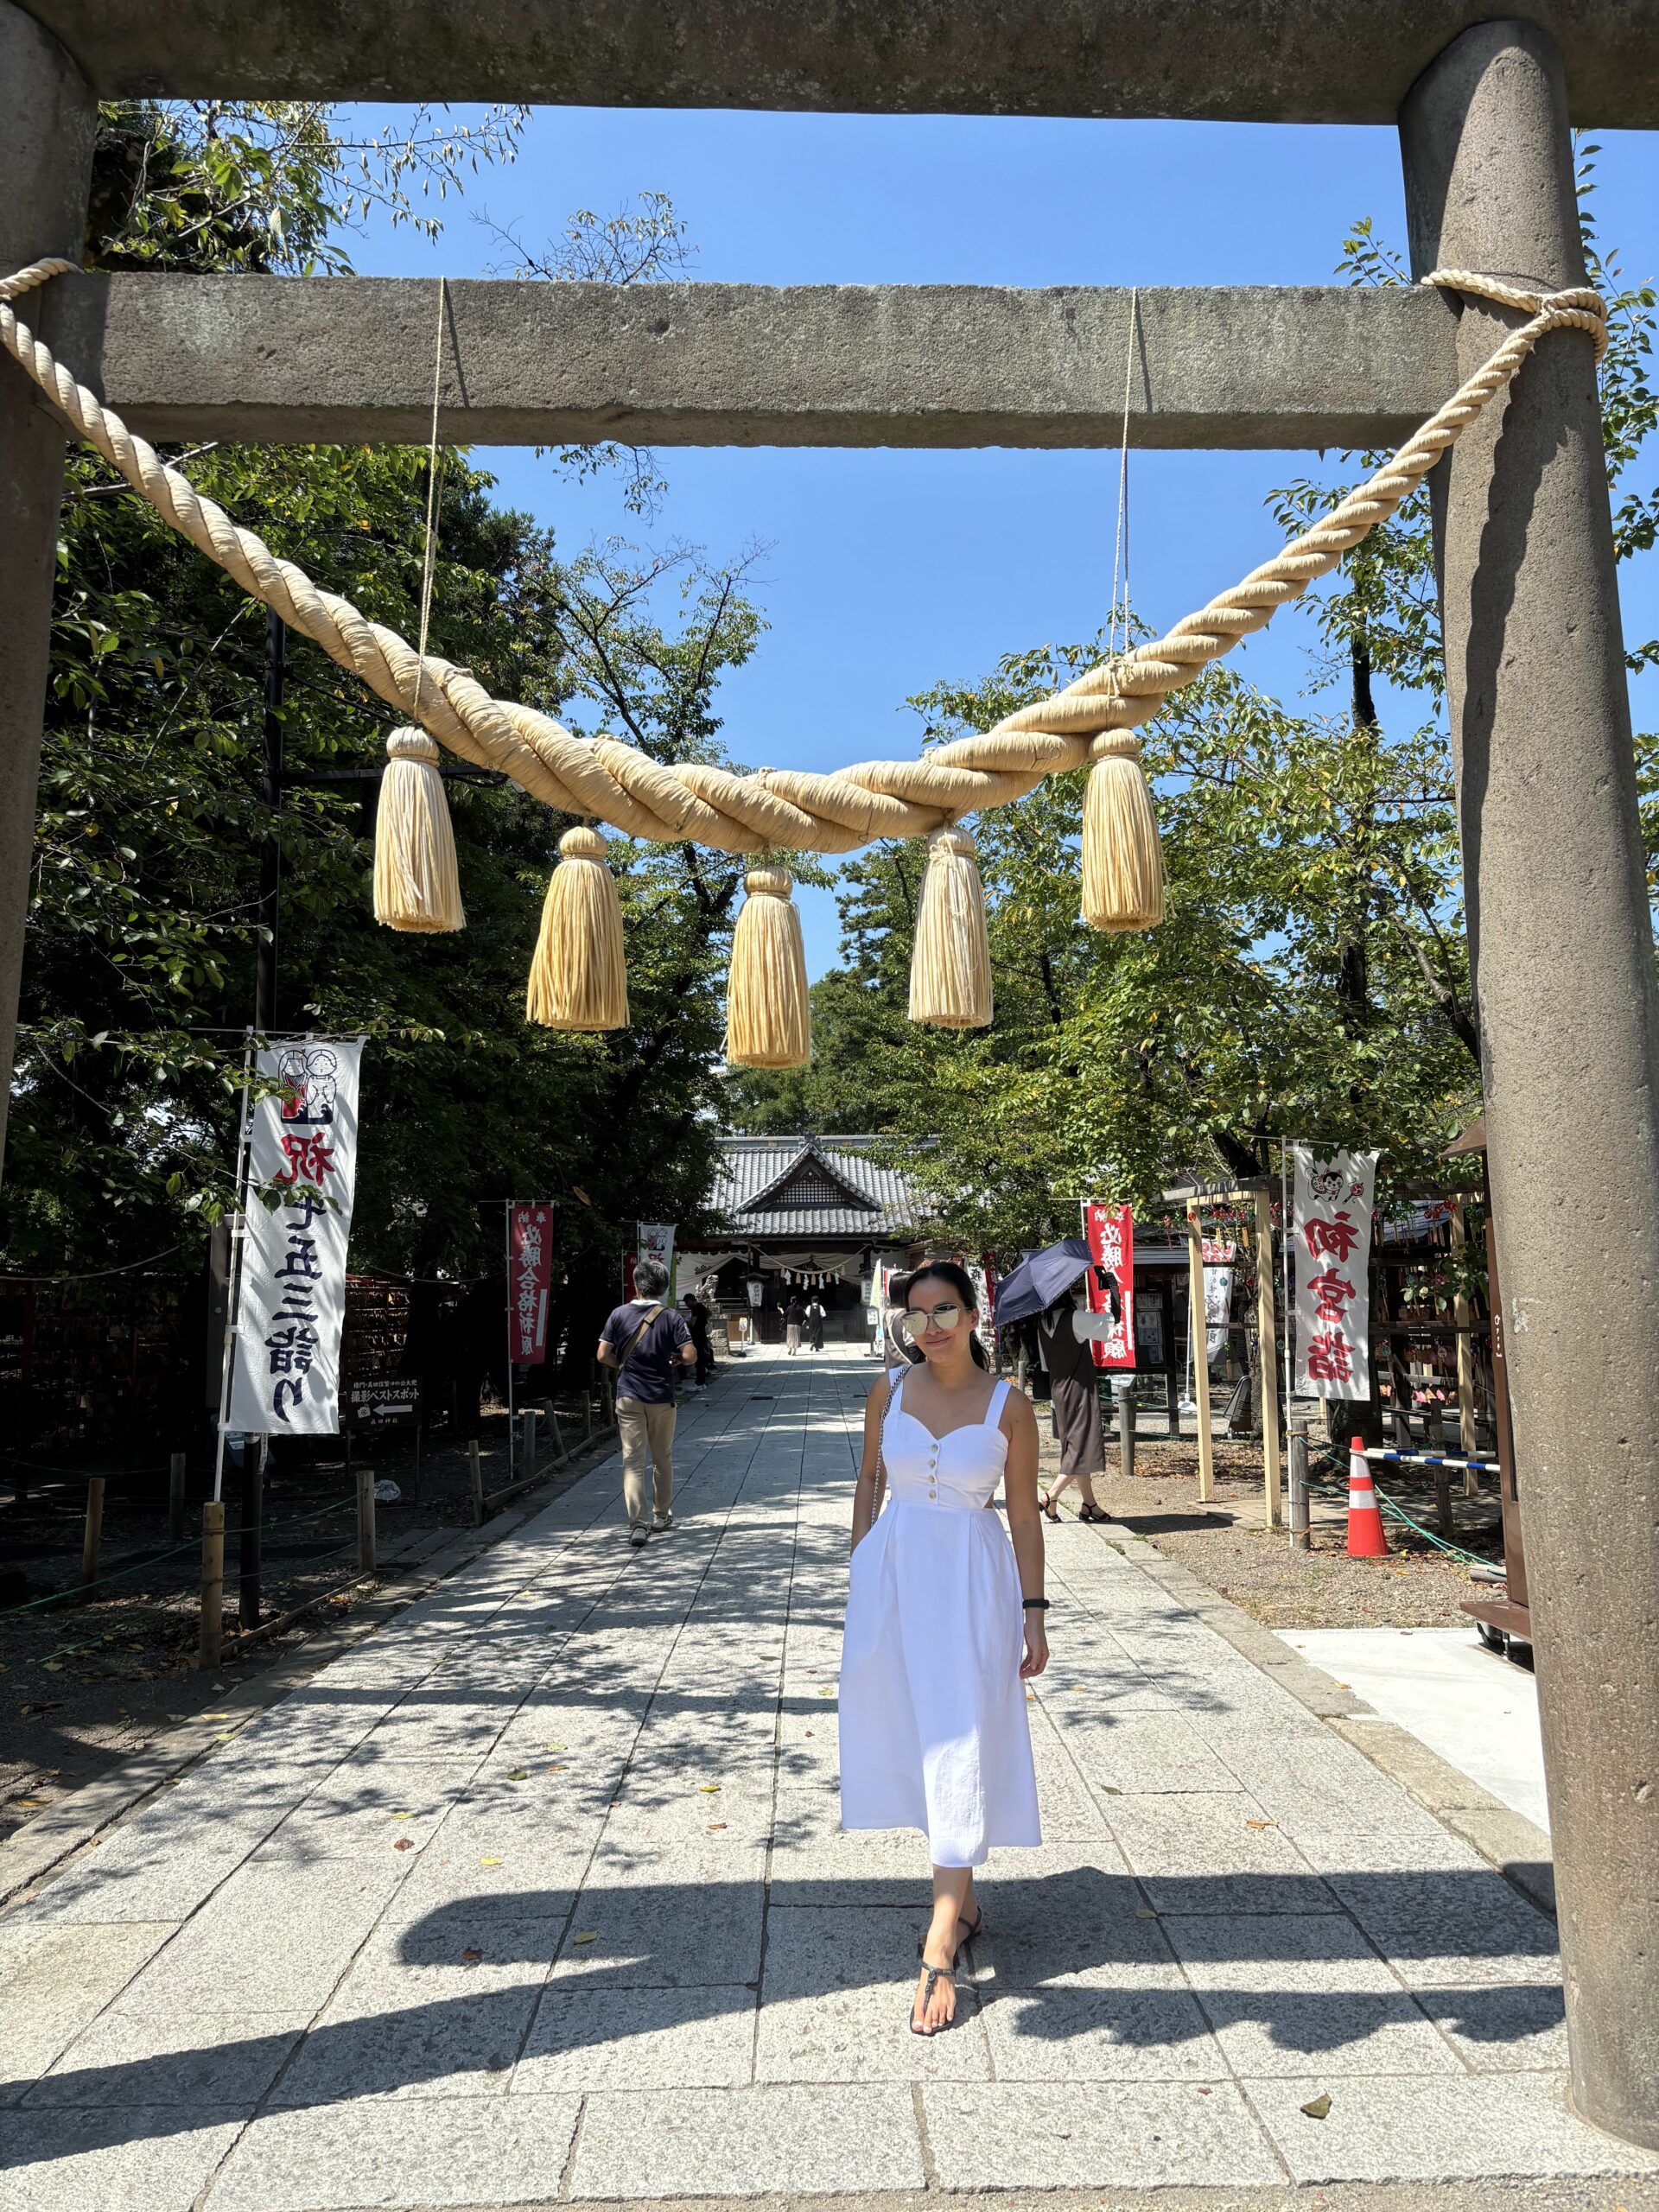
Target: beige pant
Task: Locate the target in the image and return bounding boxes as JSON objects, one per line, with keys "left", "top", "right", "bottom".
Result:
{"left": 617, "top": 1395, "right": 676, "bottom": 1526}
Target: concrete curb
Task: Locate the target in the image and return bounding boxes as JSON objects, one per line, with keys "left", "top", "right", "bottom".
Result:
{"left": 1096, "top": 1520, "right": 1555, "bottom": 1919}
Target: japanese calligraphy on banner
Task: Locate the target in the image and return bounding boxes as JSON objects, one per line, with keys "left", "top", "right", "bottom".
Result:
{"left": 1083, "top": 1203, "right": 1136, "bottom": 1370}
{"left": 228, "top": 1039, "right": 364, "bottom": 1434}
{"left": 1202, "top": 1242, "right": 1236, "bottom": 1365}
{"left": 509, "top": 1205, "right": 554, "bottom": 1364}
{"left": 636, "top": 1223, "right": 676, "bottom": 1278}
{"left": 1292, "top": 1145, "right": 1380, "bottom": 1398}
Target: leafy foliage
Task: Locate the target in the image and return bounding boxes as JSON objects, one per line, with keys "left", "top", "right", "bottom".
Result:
{"left": 6, "top": 101, "right": 755, "bottom": 1311}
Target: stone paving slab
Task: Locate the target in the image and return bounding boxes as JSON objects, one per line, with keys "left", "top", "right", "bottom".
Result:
{"left": 0, "top": 1345, "right": 1651, "bottom": 2205}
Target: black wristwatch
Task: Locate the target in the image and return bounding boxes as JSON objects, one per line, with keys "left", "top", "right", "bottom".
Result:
{"left": 1022, "top": 1597, "right": 1051, "bottom": 1611}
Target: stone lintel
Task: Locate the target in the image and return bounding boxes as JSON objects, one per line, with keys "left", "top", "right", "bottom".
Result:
{"left": 20, "top": 1, "right": 1659, "bottom": 125}
{"left": 40, "top": 275, "right": 1459, "bottom": 452}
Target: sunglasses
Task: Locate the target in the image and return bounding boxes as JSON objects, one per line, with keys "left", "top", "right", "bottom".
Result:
{"left": 903, "top": 1301, "right": 963, "bottom": 1337}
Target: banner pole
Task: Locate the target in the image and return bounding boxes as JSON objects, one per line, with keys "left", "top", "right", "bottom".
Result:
{"left": 504, "top": 1198, "right": 515, "bottom": 1483}
{"left": 1281, "top": 1138, "right": 1295, "bottom": 1424}
{"left": 213, "top": 1029, "right": 257, "bottom": 1506}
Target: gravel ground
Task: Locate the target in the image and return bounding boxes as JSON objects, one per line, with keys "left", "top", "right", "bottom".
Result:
{"left": 1036, "top": 1422, "right": 1507, "bottom": 1630}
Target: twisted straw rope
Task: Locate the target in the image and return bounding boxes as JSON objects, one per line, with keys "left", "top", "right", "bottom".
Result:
{"left": 0, "top": 261, "right": 1605, "bottom": 857}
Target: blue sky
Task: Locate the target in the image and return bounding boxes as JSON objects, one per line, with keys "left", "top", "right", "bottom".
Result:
{"left": 352, "top": 108, "right": 1658, "bottom": 975}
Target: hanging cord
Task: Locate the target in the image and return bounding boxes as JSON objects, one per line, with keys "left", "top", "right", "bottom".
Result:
{"left": 1108, "top": 286, "right": 1140, "bottom": 658}
{"left": 412, "top": 276, "right": 448, "bottom": 723}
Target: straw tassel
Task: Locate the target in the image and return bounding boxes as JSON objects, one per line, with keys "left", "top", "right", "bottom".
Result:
{"left": 909, "top": 823, "right": 994, "bottom": 1028}
{"left": 372, "top": 726, "right": 465, "bottom": 931}
{"left": 725, "top": 867, "right": 810, "bottom": 1068}
{"left": 525, "top": 825, "right": 629, "bottom": 1030}
{"left": 1081, "top": 734, "right": 1165, "bottom": 931}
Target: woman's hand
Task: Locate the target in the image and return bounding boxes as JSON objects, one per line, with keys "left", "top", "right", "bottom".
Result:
{"left": 1020, "top": 1616, "right": 1049, "bottom": 1679}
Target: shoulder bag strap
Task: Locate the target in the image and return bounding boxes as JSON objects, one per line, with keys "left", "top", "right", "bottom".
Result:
{"left": 615, "top": 1303, "right": 664, "bottom": 1374}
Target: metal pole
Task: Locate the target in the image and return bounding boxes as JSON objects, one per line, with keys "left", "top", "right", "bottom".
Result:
{"left": 1252, "top": 1187, "right": 1283, "bottom": 1530}
{"left": 356, "top": 1464, "right": 375, "bottom": 1573}
{"left": 504, "top": 1200, "right": 515, "bottom": 1482}
{"left": 1402, "top": 21, "right": 1659, "bottom": 2146}
{"left": 1114, "top": 1378, "right": 1135, "bottom": 1484}
{"left": 0, "top": 7, "right": 94, "bottom": 1181}
{"left": 80, "top": 1477, "right": 104, "bottom": 1584}
{"left": 213, "top": 1034, "right": 257, "bottom": 1506}
{"left": 1185, "top": 1200, "right": 1215, "bottom": 1504}
{"left": 1287, "top": 1429, "right": 1311, "bottom": 1552}
{"left": 254, "top": 609, "right": 285, "bottom": 1034}
{"left": 238, "top": 1435, "right": 264, "bottom": 1629}
{"left": 197, "top": 1501, "right": 225, "bottom": 1669}
{"left": 168, "top": 1451, "right": 188, "bottom": 1542}
{"left": 1279, "top": 1140, "right": 1294, "bottom": 1424}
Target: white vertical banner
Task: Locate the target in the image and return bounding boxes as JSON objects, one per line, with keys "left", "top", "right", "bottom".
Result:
{"left": 1292, "top": 1145, "right": 1380, "bottom": 1399}
{"left": 228, "top": 1039, "right": 365, "bottom": 1434}
{"left": 636, "top": 1223, "right": 676, "bottom": 1277}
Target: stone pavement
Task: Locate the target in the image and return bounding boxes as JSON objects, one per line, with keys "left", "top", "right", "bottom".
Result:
{"left": 1, "top": 1344, "right": 1653, "bottom": 2209}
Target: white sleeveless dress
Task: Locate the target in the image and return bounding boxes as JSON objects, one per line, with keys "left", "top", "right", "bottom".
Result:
{"left": 838, "top": 1368, "right": 1042, "bottom": 1866}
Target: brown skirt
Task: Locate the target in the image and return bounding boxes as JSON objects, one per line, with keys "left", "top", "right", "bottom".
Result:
{"left": 1051, "top": 1370, "right": 1106, "bottom": 1478}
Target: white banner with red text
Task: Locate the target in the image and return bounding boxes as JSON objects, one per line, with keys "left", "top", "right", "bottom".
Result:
{"left": 1083, "top": 1203, "right": 1136, "bottom": 1370}
{"left": 1292, "top": 1145, "right": 1380, "bottom": 1398}
{"left": 228, "top": 1039, "right": 364, "bottom": 1435}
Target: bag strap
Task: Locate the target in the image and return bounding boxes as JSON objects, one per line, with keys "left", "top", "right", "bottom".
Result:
{"left": 615, "top": 1302, "right": 664, "bottom": 1372}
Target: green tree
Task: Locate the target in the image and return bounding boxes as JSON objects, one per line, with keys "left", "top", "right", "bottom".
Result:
{"left": 727, "top": 180, "right": 1656, "bottom": 1255}
{"left": 6, "top": 99, "right": 760, "bottom": 1326}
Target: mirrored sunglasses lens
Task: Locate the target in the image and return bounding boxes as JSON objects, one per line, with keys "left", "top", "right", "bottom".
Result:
{"left": 905, "top": 1304, "right": 960, "bottom": 1334}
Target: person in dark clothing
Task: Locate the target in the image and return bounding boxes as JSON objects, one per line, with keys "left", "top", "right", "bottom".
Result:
{"left": 806, "top": 1295, "right": 828, "bottom": 1351}
{"left": 785, "top": 1294, "right": 807, "bottom": 1354}
{"left": 683, "top": 1293, "right": 715, "bottom": 1389}
{"left": 1035, "top": 1284, "right": 1109, "bottom": 1522}
{"left": 598, "top": 1258, "right": 696, "bottom": 1546}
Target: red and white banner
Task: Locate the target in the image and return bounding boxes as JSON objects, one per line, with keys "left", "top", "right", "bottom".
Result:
{"left": 1292, "top": 1146, "right": 1380, "bottom": 1398}
{"left": 508, "top": 1204, "right": 554, "bottom": 1365}
{"left": 1083, "top": 1203, "right": 1136, "bottom": 1370}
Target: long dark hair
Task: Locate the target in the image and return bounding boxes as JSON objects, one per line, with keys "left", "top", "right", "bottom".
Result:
{"left": 894, "top": 1261, "right": 989, "bottom": 1370}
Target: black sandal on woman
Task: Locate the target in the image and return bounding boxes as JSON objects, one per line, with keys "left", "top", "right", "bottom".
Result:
{"left": 910, "top": 1960, "right": 958, "bottom": 2037}
{"left": 1039, "top": 1491, "right": 1060, "bottom": 1522}
{"left": 1078, "top": 1502, "right": 1108, "bottom": 1523}
{"left": 916, "top": 1908, "right": 985, "bottom": 1961}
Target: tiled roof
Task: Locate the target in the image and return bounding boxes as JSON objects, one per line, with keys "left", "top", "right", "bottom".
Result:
{"left": 706, "top": 1135, "right": 927, "bottom": 1242}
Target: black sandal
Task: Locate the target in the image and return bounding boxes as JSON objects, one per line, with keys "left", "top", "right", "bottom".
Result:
{"left": 916, "top": 1909, "right": 984, "bottom": 1961}
{"left": 1078, "top": 1503, "right": 1108, "bottom": 1523}
{"left": 910, "top": 1960, "right": 957, "bottom": 2037}
{"left": 1039, "top": 1492, "right": 1060, "bottom": 1522}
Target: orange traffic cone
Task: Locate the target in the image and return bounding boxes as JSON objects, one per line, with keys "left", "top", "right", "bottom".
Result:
{"left": 1346, "top": 1439, "right": 1389, "bottom": 1558}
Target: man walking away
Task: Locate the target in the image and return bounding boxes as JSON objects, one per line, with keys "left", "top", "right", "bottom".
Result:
{"left": 598, "top": 1259, "right": 696, "bottom": 1547}
{"left": 806, "top": 1295, "right": 827, "bottom": 1351}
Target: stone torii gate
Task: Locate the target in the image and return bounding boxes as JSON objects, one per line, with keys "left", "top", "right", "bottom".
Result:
{"left": 2, "top": 0, "right": 1656, "bottom": 2147}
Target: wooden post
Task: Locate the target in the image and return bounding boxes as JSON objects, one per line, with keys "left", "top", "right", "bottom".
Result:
{"left": 1451, "top": 1199, "right": 1479, "bottom": 1493}
{"left": 1253, "top": 1186, "right": 1283, "bottom": 1530}
{"left": 520, "top": 1407, "right": 537, "bottom": 1482}
{"left": 1185, "top": 1200, "right": 1215, "bottom": 1504}
{"left": 80, "top": 1476, "right": 105, "bottom": 1585}
{"left": 355, "top": 1464, "right": 375, "bottom": 1573}
{"left": 168, "top": 1451, "right": 187, "bottom": 1542}
{"left": 1115, "top": 1379, "right": 1136, "bottom": 1484}
{"left": 198, "top": 1500, "right": 225, "bottom": 1669}
{"left": 468, "top": 1438, "right": 485, "bottom": 1527}
{"left": 549, "top": 1408, "right": 567, "bottom": 1465}
{"left": 1287, "top": 1428, "right": 1312, "bottom": 1551}
{"left": 583, "top": 1371, "right": 594, "bottom": 1443}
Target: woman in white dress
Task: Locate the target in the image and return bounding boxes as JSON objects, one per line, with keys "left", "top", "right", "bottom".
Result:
{"left": 839, "top": 1261, "right": 1047, "bottom": 2035}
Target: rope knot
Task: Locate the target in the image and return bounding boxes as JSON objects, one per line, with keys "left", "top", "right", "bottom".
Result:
{"left": 1088, "top": 732, "right": 1143, "bottom": 766}
{"left": 744, "top": 866, "right": 794, "bottom": 899}
{"left": 1424, "top": 267, "right": 1608, "bottom": 359}
{"left": 386, "top": 725, "right": 440, "bottom": 765}
{"left": 560, "top": 825, "right": 608, "bottom": 861}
